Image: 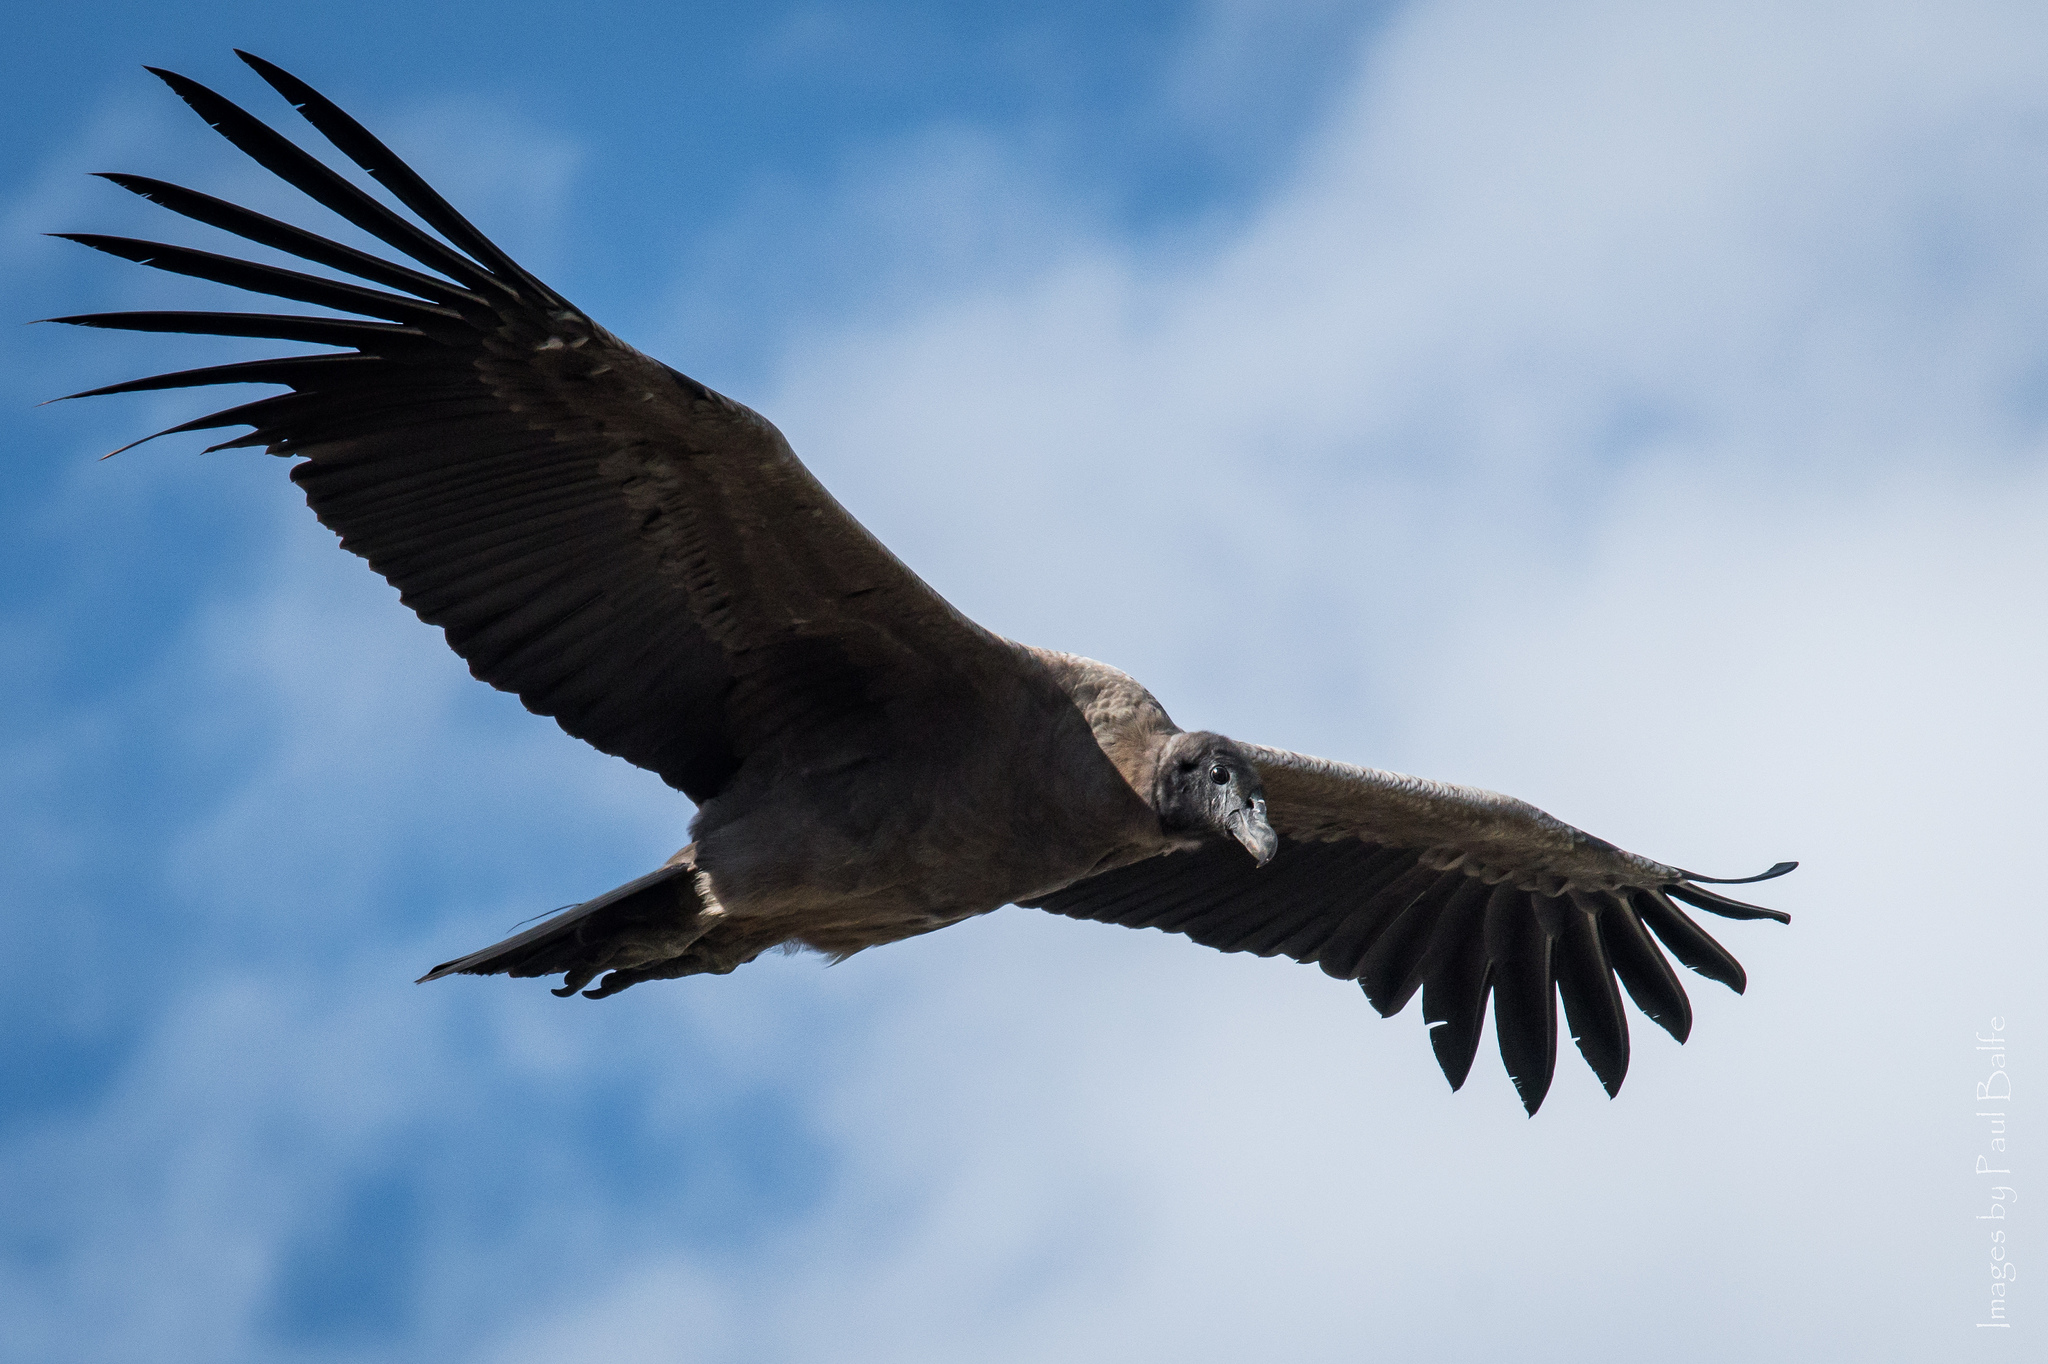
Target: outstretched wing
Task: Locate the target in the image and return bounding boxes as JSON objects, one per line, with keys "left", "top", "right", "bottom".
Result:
{"left": 49, "top": 53, "right": 1010, "bottom": 801}
{"left": 1025, "top": 745, "right": 1792, "bottom": 1114}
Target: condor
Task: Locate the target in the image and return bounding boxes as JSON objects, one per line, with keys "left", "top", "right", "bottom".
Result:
{"left": 50, "top": 53, "right": 1792, "bottom": 1115}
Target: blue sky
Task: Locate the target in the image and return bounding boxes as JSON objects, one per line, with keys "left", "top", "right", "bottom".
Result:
{"left": 3, "top": 2, "right": 2042, "bottom": 1360}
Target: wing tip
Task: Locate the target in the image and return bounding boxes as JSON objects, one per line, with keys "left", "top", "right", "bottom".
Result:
{"left": 1427, "top": 1020, "right": 1479, "bottom": 1093}
{"left": 234, "top": 49, "right": 283, "bottom": 78}
{"left": 234, "top": 50, "right": 311, "bottom": 107}
{"left": 1674, "top": 859, "right": 1798, "bottom": 887}
{"left": 1651, "top": 1004, "right": 1693, "bottom": 1045}
{"left": 1665, "top": 879, "right": 1792, "bottom": 925}
{"left": 142, "top": 64, "right": 206, "bottom": 103}
{"left": 1512, "top": 1072, "right": 1552, "bottom": 1116}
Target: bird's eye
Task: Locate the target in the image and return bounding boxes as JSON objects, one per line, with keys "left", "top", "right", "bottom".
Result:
{"left": 1209, "top": 764, "right": 1230, "bottom": 785}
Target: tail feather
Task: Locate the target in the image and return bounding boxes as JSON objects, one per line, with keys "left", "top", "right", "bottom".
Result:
{"left": 418, "top": 861, "right": 706, "bottom": 994}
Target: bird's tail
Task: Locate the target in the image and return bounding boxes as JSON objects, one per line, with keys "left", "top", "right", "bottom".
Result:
{"left": 418, "top": 855, "right": 719, "bottom": 998}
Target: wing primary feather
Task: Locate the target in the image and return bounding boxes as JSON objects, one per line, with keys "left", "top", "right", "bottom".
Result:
{"left": 208, "top": 394, "right": 503, "bottom": 454}
{"left": 49, "top": 234, "right": 461, "bottom": 324}
{"left": 53, "top": 353, "right": 379, "bottom": 402}
{"left": 1630, "top": 880, "right": 1744, "bottom": 987}
{"left": 1676, "top": 860, "right": 1797, "bottom": 885}
{"left": 1665, "top": 881, "right": 1792, "bottom": 923}
{"left": 234, "top": 51, "right": 571, "bottom": 309}
{"left": 196, "top": 392, "right": 487, "bottom": 455}
{"left": 40, "top": 310, "right": 426, "bottom": 348}
{"left": 237, "top": 394, "right": 515, "bottom": 455}
{"left": 92, "top": 174, "right": 485, "bottom": 309}
{"left": 162, "top": 394, "right": 302, "bottom": 432}
{"left": 75, "top": 391, "right": 305, "bottom": 458}
{"left": 1486, "top": 888, "right": 1559, "bottom": 1115}
{"left": 1420, "top": 881, "right": 1499, "bottom": 1091}
{"left": 1597, "top": 896, "right": 1693, "bottom": 1044}
{"left": 1556, "top": 892, "right": 1630, "bottom": 1097}
{"left": 143, "top": 67, "right": 513, "bottom": 297}
{"left": 1631, "top": 889, "right": 1747, "bottom": 994}
{"left": 200, "top": 431, "right": 288, "bottom": 453}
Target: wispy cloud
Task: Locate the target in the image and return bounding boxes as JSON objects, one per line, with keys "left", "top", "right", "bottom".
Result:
{"left": 4, "top": 1, "right": 2044, "bottom": 1360}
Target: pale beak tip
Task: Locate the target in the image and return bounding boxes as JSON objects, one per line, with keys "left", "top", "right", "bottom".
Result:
{"left": 1229, "top": 806, "right": 1279, "bottom": 866}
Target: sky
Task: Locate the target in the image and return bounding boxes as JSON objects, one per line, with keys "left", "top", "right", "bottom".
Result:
{"left": 1, "top": 1, "right": 2040, "bottom": 1359}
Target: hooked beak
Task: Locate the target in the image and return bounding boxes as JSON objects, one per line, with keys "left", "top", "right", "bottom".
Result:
{"left": 1226, "top": 797, "right": 1278, "bottom": 866}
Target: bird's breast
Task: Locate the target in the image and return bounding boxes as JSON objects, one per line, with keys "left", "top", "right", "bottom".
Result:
{"left": 687, "top": 701, "right": 1159, "bottom": 923}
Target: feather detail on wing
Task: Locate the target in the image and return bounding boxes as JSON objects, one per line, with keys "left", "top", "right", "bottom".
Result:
{"left": 1024, "top": 744, "right": 1792, "bottom": 1114}
{"left": 47, "top": 53, "right": 1011, "bottom": 801}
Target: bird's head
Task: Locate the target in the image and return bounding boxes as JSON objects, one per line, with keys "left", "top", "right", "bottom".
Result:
{"left": 1154, "top": 732, "right": 1278, "bottom": 865}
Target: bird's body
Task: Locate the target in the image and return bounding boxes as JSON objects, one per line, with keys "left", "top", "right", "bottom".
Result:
{"left": 52, "top": 53, "right": 1793, "bottom": 1114}
{"left": 453, "top": 650, "right": 1209, "bottom": 994}
{"left": 671, "top": 649, "right": 1175, "bottom": 969}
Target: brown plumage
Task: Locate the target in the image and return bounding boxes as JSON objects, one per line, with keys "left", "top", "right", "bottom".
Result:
{"left": 50, "top": 53, "right": 1793, "bottom": 1115}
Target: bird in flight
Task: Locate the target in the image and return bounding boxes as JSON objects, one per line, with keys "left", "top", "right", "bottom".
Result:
{"left": 50, "top": 53, "right": 1792, "bottom": 1116}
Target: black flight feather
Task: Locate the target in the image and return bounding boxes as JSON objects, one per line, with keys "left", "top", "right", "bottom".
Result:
{"left": 1597, "top": 896, "right": 1692, "bottom": 1044}
{"left": 49, "top": 233, "right": 459, "bottom": 325}
{"left": 55, "top": 353, "right": 382, "bottom": 402}
{"left": 1355, "top": 870, "right": 1464, "bottom": 1017}
{"left": 42, "top": 310, "right": 425, "bottom": 348}
{"left": 1554, "top": 893, "right": 1629, "bottom": 1097}
{"left": 93, "top": 174, "right": 483, "bottom": 310}
{"left": 144, "top": 66, "right": 511, "bottom": 299}
{"left": 1631, "top": 889, "right": 1747, "bottom": 994}
{"left": 1666, "top": 880, "right": 1793, "bottom": 923}
{"left": 1487, "top": 889, "right": 1559, "bottom": 1115}
{"left": 235, "top": 50, "right": 569, "bottom": 310}
{"left": 1421, "top": 886, "right": 1498, "bottom": 1092}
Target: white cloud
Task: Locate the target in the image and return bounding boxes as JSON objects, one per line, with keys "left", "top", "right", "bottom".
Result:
{"left": 560, "top": 1, "right": 2042, "bottom": 1357}
{"left": 8, "top": 1, "right": 2046, "bottom": 1359}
